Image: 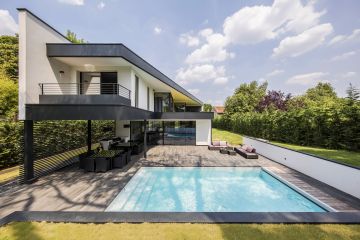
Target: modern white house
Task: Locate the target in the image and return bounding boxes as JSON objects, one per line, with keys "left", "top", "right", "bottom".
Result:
{"left": 18, "top": 8, "right": 213, "bottom": 181}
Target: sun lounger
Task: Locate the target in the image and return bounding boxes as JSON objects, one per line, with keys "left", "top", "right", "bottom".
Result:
{"left": 208, "top": 141, "right": 228, "bottom": 150}
{"left": 235, "top": 145, "right": 258, "bottom": 159}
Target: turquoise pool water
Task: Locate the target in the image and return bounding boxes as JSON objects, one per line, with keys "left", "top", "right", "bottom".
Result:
{"left": 106, "top": 167, "right": 326, "bottom": 212}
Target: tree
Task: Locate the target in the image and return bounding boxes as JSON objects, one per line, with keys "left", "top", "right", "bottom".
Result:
{"left": 66, "top": 30, "right": 85, "bottom": 43}
{"left": 305, "top": 82, "right": 337, "bottom": 101}
{"left": 203, "top": 103, "right": 212, "bottom": 112}
{"left": 225, "top": 81, "right": 267, "bottom": 115}
{"left": 346, "top": 83, "right": 360, "bottom": 103}
{"left": 0, "top": 68, "right": 18, "bottom": 118}
{"left": 0, "top": 35, "right": 18, "bottom": 80}
{"left": 257, "top": 90, "right": 291, "bottom": 112}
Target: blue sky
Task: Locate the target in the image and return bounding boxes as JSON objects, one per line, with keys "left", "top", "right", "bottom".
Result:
{"left": 1, "top": 0, "right": 359, "bottom": 105}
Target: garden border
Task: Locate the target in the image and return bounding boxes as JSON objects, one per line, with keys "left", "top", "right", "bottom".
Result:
{"left": 1, "top": 211, "right": 360, "bottom": 226}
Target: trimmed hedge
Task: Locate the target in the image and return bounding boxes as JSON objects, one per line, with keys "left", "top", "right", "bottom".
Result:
{"left": 0, "top": 120, "right": 114, "bottom": 169}
{"left": 213, "top": 103, "right": 360, "bottom": 151}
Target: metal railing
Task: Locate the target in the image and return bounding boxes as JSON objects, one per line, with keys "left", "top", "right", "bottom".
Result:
{"left": 39, "top": 83, "right": 131, "bottom": 99}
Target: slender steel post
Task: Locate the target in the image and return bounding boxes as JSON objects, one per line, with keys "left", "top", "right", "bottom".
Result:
{"left": 87, "top": 120, "right": 92, "bottom": 153}
{"left": 24, "top": 120, "right": 34, "bottom": 183}
{"left": 143, "top": 120, "right": 147, "bottom": 158}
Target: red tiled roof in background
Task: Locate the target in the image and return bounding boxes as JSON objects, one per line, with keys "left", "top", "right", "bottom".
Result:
{"left": 213, "top": 106, "right": 225, "bottom": 113}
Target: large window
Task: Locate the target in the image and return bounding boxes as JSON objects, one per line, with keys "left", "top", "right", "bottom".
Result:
{"left": 154, "top": 93, "right": 174, "bottom": 112}
{"left": 147, "top": 121, "right": 196, "bottom": 145}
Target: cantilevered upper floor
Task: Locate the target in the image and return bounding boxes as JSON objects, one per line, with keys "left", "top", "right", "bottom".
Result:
{"left": 17, "top": 8, "right": 209, "bottom": 120}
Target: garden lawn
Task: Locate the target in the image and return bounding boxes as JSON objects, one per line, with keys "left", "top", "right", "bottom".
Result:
{"left": 0, "top": 222, "right": 359, "bottom": 240}
{"left": 272, "top": 142, "right": 360, "bottom": 167}
{"left": 212, "top": 128, "right": 243, "bottom": 146}
{"left": 212, "top": 128, "right": 360, "bottom": 167}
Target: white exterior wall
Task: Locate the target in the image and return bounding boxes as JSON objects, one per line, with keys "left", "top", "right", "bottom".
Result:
{"left": 131, "top": 69, "right": 154, "bottom": 111}
{"left": 115, "top": 120, "right": 130, "bottom": 140}
{"left": 196, "top": 120, "right": 211, "bottom": 145}
{"left": 243, "top": 136, "right": 360, "bottom": 199}
{"left": 18, "top": 11, "right": 70, "bottom": 119}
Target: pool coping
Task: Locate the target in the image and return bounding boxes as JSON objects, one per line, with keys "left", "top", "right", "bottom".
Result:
{"left": 1, "top": 211, "right": 360, "bottom": 226}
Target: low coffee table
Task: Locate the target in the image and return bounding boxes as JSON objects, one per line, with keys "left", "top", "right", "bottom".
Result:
{"left": 220, "top": 147, "right": 236, "bottom": 155}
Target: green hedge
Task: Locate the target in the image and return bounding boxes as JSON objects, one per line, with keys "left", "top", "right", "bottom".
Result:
{"left": 0, "top": 120, "right": 114, "bottom": 169}
{"left": 213, "top": 103, "right": 360, "bottom": 151}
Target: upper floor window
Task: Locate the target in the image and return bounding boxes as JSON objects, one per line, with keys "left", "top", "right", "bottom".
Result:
{"left": 154, "top": 92, "right": 173, "bottom": 112}
{"left": 135, "top": 76, "right": 139, "bottom": 107}
{"left": 147, "top": 87, "right": 150, "bottom": 110}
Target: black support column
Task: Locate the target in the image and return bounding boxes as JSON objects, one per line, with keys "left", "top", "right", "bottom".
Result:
{"left": 143, "top": 120, "right": 147, "bottom": 158}
{"left": 24, "top": 120, "right": 34, "bottom": 183}
{"left": 87, "top": 120, "right": 92, "bottom": 153}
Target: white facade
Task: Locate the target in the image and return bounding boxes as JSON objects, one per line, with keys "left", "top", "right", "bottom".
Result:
{"left": 18, "top": 9, "right": 212, "bottom": 146}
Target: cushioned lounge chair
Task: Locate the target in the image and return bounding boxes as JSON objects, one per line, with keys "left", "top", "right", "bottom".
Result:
{"left": 208, "top": 141, "right": 228, "bottom": 150}
{"left": 235, "top": 145, "right": 258, "bottom": 159}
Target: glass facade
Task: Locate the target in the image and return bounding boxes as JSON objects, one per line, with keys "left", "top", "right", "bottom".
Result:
{"left": 154, "top": 93, "right": 174, "bottom": 112}
{"left": 146, "top": 121, "right": 196, "bottom": 145}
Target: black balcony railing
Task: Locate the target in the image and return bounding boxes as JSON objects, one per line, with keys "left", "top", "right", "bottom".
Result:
{"left": 39, "top": 83, "right": 131, "bottom": 99}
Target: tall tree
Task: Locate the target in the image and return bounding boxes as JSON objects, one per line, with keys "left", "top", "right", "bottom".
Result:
{"left": 66, "top": 30, "right": 85, "bottom": 43}
{"left": 225, "top": 81, "right": 267, "bottom": 115}
{"left": 0, "top": 68, "right": 18, "bottom": 118}
{"left": 257, "top": 90, "right": 291, "bottom": 112}
{"left": 305, "top": 82, "right": 337, "bottom": 101}
{"left": 346, "top": 83, "right": 360, "bottom": 104}
{"left": 0, "top": 35, "right": 18, "bottom": 80}
{"left": 203, "top": 103, "right": 213, "bottom": 112}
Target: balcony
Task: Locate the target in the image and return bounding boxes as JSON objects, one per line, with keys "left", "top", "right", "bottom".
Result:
{"left": 38, "top": 83, "right": 131, "bottom": 106}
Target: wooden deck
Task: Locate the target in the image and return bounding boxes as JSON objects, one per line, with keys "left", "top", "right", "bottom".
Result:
{"left": 0, "top": 146, "right": 359, "bottom": 219}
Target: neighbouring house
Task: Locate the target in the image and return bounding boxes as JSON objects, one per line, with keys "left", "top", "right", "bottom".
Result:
{"left": 17, "top": 8, "right": 213, "bottom": 182}
{"left": 213, "top": 106, "right": 225, "bottom": 117}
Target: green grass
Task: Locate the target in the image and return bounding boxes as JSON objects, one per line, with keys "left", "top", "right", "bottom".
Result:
{"left": 0, "top": 222, "right": 359, "bottom": 240}
{"left": 272, "top": 142, "right": 360, "bottom": 167}
{"left": 212, "top": 128, "right": 243, "bottom": 146}
{"left": 212, "top": 128, "right": 360, "bottom": 167}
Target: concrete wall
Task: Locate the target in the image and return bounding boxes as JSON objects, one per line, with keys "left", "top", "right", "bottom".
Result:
{"left": 196, "top": 120, "right": 211, "bottom": 145}
{"left": 243, "top": 136, "right": 360, "bottom": 199}
{"left": 18, "top": 10, "right": 70, "bottom": 119}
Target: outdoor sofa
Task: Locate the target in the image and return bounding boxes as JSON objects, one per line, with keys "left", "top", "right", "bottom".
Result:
{"left": 208, "top": 141, "right": 228, "bottom": 150}
{"left": 235, "top": 145, "right": 258, "bottom": 159}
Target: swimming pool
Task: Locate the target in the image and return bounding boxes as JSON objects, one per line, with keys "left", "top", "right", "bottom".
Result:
{"left": 106, "top": 167, "right": 327, "bottom": 212}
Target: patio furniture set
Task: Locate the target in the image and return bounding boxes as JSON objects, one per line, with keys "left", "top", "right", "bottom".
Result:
{"left": 208, "top": 141, "right": 258, "bottom": 159}
{"left": 78, "top": 137, "right": 143, "bottom": 172}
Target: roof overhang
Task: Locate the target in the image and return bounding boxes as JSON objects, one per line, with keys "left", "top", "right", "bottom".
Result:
{"left": 25, "top": 104, "right": 213, "bottom": 121}
{"left": 46, "top": 43, "right": 203, "bottom": 106}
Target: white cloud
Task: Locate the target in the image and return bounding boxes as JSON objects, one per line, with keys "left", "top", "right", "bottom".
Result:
{"left": 331, "top": 51, "right": 357, "bottom": 61}
{"left": 97, "top": 1, "right": 105, "bottom": 9}
{"left": 342, "top": 72, "right": 356, "bottom": 78}
{"left": 0, "top": 10, "right": 18, "bottom": 35}
{"left": 223, "top": 0, "right": 325, "bottom": 45}
{"left": 272, "top": 23, "right": 333, "bottom": 58}
{"left": 179, "top": 32, "right": 200, "bottom": 47}
{"left": 266, "top": 69, "right": 284, "bottom": 77}
{"left": 58, "top": 0, "right": 84, "bottom": 5}
{"left": 287, "top": 72, "right": 328, "bottom": 85}
{"left": 153, "top": 26, "right": 162, "bottom": 35}
{"left": 187, "top": 89, "right": 200, "bottom": 95}
{"left": 175, "top": 64, "right": 228, "bottom": 85}
{"left": 213, "top": 77, "right": 228, "bottom": 85}
{"left": 185, "top": 32, "right": 234, "bottom": 64}
{"left": 328, "top": 29, "right": 360, "bottom": 46}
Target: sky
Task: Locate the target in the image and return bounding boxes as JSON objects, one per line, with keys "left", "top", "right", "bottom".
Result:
{"left": 1, "top": 0, "right": 359, "bottom": 105}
